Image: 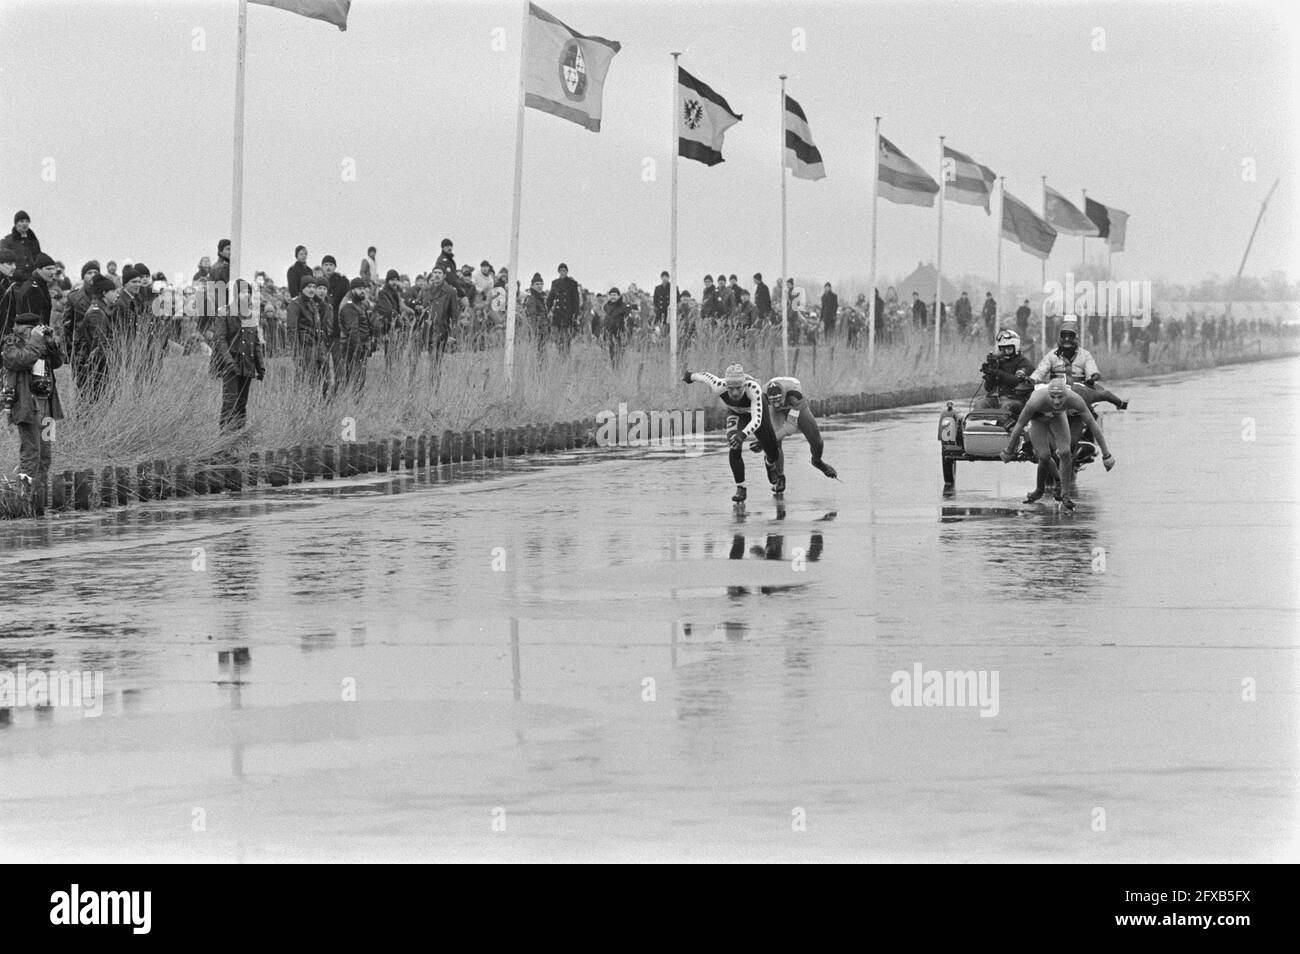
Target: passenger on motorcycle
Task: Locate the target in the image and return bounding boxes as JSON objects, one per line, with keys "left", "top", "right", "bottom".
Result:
{"left": 1030, "top": 315, "right": 1129, "bottom": 409}
{"left": 999, "top": 379, "right": 1115, "bottom": 508}
{"left": 750, "top": 376, "right": 839, "bottom": 482}
{"left": 980, "top": 329, "right": 1034, "bottom": 415}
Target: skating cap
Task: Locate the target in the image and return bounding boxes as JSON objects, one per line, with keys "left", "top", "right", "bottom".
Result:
{"left": 724, "top": 364, "right": 746, "bottom": 387}
{"left": 1047, "top": 379, "right": 1069, "bottom": 397}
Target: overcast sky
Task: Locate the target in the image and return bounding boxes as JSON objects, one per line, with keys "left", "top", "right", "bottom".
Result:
{"left": 2, "top": 0, "right": 1296, "bottom": 295}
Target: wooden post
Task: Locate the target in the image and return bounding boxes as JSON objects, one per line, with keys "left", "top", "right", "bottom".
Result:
{"left": 404, "top": 436, "right": 415, "bottom": 470}
{"left": 440, "top": 430, "right": 453, "bottom": 464}
{"left": 114, "top": 466, "right": 130, "bottom": 504}
{"left": 416, "top": 434, "right": 427, "bottom": 468}
{"left": 100, "top": 466, "right": 116, "bottom": 506}
{"left": 322, "top": 445, "right": 336, "bottom": 479}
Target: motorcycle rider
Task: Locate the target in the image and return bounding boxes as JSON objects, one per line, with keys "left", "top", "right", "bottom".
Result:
{"left": 1000, "top": 379, "right": 1115, "bottom": 509}
{"left": 980, "top": 329, "right": 1034, "bottom": 414}
{"left": 1030, "top": 315, "right": 1128, "bottom": 409}
{"left": 751, "top": 376, "right": 839, "bottom": 484}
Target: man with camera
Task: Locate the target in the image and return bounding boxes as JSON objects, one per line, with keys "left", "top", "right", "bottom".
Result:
{"left": 2, "top": 311, "right": 65, "bottom": 511}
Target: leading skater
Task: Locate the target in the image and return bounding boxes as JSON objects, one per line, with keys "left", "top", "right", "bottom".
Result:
{"left": 683, "top": 363, "right": 783, "bottom": 502}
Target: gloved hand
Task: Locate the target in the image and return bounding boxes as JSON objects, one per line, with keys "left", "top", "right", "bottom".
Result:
{"left": 256, "top": 370, "right": 265, "bottom": 382}
{"left": 1016, "top": 369, "right": 1027, "bottom": 378}
{"left": 728, "top": 431, "right": 744, "bottom": 450}
{"left": 681, "top": 369, "right": 693, "bottom": 384}
{"left": 1102, "top": 453, "right": 1116, "bottom": 471}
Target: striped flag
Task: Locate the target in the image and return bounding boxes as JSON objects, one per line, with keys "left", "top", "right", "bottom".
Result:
{"left": 877, "top": 136, "right": 939, "bottom": 207}
{"left": 1044, "top": 185, "right": 1100, "bottom": 236}
{"left": 250, "top": 0, "right": 349, "bottom": 30}
{"left": 942, "top": 145, "right": 996, "bottom": 214}
{"left": 1085, "top": 197, "right": 1129, "bottom": 251}
{"left": 678, "top": 68, "right": 742, "bottom": 167}
{"left": 1002, "top": 190, "right": 1057, "bottom": 260}
{"left": 523, "top": 3, "right": 621, "bottom": 132}
{"left": 783, "top": 95, "right": 825, "bottom": 180}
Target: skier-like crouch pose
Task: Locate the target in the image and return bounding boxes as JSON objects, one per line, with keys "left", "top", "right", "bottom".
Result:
{"left": 750, "top": 376, "right": 838, "bottom": 483}
{"left": 683, "top": 363, "right": 783, "bottom": 502}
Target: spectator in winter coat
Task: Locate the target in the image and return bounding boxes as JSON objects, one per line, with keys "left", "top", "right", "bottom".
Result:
{"left": 1015, "top": 300, "right": 1032, "bottom": 337}
{"left": 652, "top": 271, "right": 671, "bottom": 326}
{"left": 211, "top": 241, "right": 231, "bottom": 285}
{"left": 602, "top": 287, "right": 629, "bottom": 363}
{"left": 207, "top": 280, "right": 264, "bottom": 432}
{"left": 753, "top": 273, "right": 772, "bottom": 323}
{"left": 524, "top": 273, "right": 548, "bottom": 346}
{"left": 546, "top": 263, "right": 580, "bottom": 348}
{"left": 821, "top": 283, "right": 838, "bottom": 336}
{"left": 0, "top": 249, "right": 20, "bottom": 340}
{"left": 193, "top": 256, "right": 212, "bottom": 282}
{"left": 374, "top": 269, "right": 412, "bottom": 361}
{"left": 982, "top": 292, "right": 997, "bottom": 337}
{"left": 419, "top": 265, "right": 460, "bottom": 356}
{"left": 911, "top": 292, "right": 927, "bottom": 326}
{"left": 2, "top": 311, "right": 64, "bottom": 510}
{"left": 288, "top": 274, "right": 330, "bottom": 393}
{"left": 74, "top": 276, "right": 118, "bottom": 404}
{"left": 954, "top": 291, "right": 973, "bottom": 334}
{"left": 0, "top": 211, "right": 41, "bottom": 281}
{"left": 333, "top": 277, "right": 371, "bottom": 391}
{"left": 16, "top": 253, "right": 57, "bottom": 330}
{"left": 359, "top": 246, "right": 378, "bottom": 286}
{"left": 62, "top": 260, "right": 101, "bottom": 358}
{"left": 287, "top": 245, "right": 312, "bottom": 298}
{"left": 321, "top": 255, "right": 349, "bottom": 318}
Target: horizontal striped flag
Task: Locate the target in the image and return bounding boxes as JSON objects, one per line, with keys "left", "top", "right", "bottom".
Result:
{"left": 523, "top": 3, "right": 621, "bottom": 132}
{"left": 1002, "top": 190, "right": 1057, "bottom": 260}
{"left": 877, "top": 136, "right": 938, "bottom": 207}
{"left": 1085, "top": 197, "right": 1129, "bottom": 251}
{"left": 784, "top": 95, "right": 825, "bottom": 180}
{"left": 942, "top": 145, "right": 996, "bottom": 214}
{"left": 250, "top": 0, "right": 350, "bottom": 30}
{"left": 678, "top": 67, "right": 742, "bottom": 167}
{"left": 1044, "top": 185, "right": 1100, "bottom": 236}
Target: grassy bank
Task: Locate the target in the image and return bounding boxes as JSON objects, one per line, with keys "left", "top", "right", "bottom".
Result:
{"left": 2, "top": 324, "right": 1298, "bottom": 481}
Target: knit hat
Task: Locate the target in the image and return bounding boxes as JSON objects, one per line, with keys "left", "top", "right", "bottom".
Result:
{"left": 299, "top": 274, "right": 319, "bottom": 288}
{"left": 91, "top": 276, "right": 116, "bottom": 297}
{"left": 349, "top": 277, "right": 367, "bottom": 290}
{"left": 0, "top": 249, "right": 15, "bottom": 264}
{"left": 322, "top": 255, "right": 337, "bottom": 266}
{"left": 14, "top": 210, "right": 30, "bottom": 225}
{"left": 531, "top": 273, "right": 543, "bottom": 284}
{"left": 441, "top": 238, "right": 453, "bottom": 248}
{"left": 557, "top": 263, "right": 568, "bottom": 271}
{"left": 723, "top": 364, "right": 746, "bottom": 387}
{"left": 385, "top": 269, "right": 400, "bottom": 282}
{"left": 81, "top": 260, "right": 101, "bottom": 278}
{"left": 33, "top": 252, "right": 56, "bottom": 269}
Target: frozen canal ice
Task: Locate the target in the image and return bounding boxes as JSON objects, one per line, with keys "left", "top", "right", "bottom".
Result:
{"left": 1, "top": 359, "right": 1296, "bottom": 861}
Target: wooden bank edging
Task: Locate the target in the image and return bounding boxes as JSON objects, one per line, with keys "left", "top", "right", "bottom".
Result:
{"left": 7, "top": 347, "right": 1295, "bottom": 519}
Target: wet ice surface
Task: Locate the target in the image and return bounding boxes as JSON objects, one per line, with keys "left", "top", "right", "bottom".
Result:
{"left": 1, "top": 360, "right": 1297, "bottom": 862}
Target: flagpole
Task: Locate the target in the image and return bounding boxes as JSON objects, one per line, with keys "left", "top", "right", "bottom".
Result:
{"left": 1080, "top": 187, "right": 1087, "bottom": 349}
{"left": 779, "top": 74, "right": 789, "bottom": 376}
{"left": 1040, "top": 175, "right": 1048, "bottom": 351}
{"left": 868, "top": 115, "right": 881, "bottom": 366}
{"left": 670, "top": 52, "right": 680, "bottom": 384}
{"left": 230, "top": 0, "right": 248, "bottom": 290}
{"left": 503, "top": 0, "right": 530, "bottom": 385}
{"left": 1080, "top": 188, "right": 1087, "bottom": 269}
{"left": 934, "top": 135, "right": 945, "bottom": 363}
{"left": 996, "top": 176, "right": 1004, "bottom": 334}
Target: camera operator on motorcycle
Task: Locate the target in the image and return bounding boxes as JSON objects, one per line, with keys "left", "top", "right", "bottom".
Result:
{"left": 1030, "top": 315, "right": 1129, "bottom": 410}
{"left": 999, "top": 379, "right": 1115, "bottom": 510}
{"left": 980, "top": 329, "right": 1034, "bottom": 415}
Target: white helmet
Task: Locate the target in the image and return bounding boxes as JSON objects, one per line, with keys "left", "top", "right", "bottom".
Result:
{"left": 995, "top": 329, "right": 1020, "bottom": 355}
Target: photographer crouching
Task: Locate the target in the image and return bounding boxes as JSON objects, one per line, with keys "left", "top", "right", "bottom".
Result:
{"left": 2, "top": 311, "right": 65, "bottom": 513}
